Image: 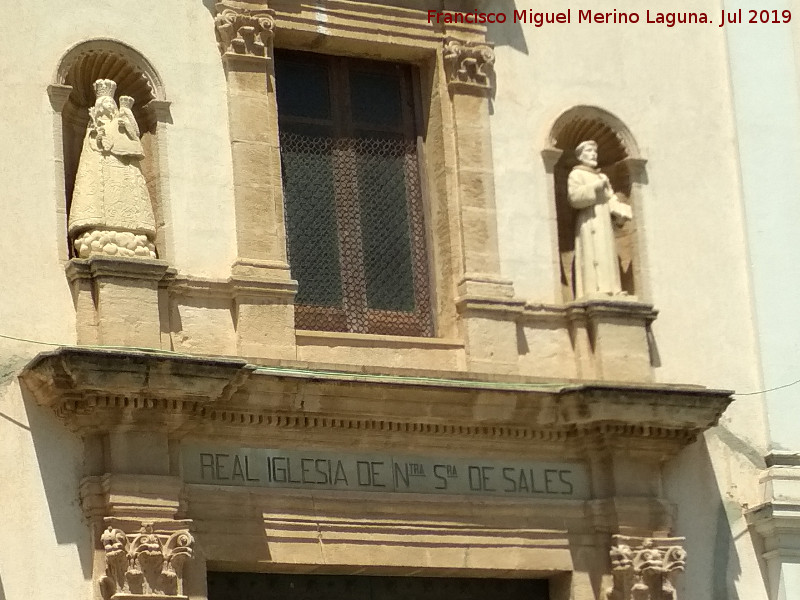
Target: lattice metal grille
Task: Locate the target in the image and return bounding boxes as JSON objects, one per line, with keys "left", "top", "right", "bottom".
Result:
{"left": 281, "top": 132, "right": 341, "bottom": 307}
{"left": 281, "top": 130, "right": 433, "bottom": 336}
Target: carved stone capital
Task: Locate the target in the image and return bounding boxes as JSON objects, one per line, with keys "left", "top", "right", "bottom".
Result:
{"left": 99, "top": 523, "right": 194, "bottom": 600}
{"left": 541, "top": 147, "right": 564, "bottom": 173}
{"left": 214, "top": 2, "right": 276, "bottom": 59}
{"left": 443, "top": 37, "right": 495, "bottom": 93}
{"left": 606, "top": 535, "right": 686, "bottom": 600}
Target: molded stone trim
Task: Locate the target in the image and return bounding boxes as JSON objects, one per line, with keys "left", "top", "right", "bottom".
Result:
{"left": 21, "top": 347, "right": 731, "bottom": 453}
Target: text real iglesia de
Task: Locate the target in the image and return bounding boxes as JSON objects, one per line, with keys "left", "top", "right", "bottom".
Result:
{"left": 427, "top": 9, "right": 712, "bottom": 27}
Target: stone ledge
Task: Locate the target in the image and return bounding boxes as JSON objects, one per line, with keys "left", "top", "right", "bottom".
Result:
{"left": 747, "top": 501, "right": 800, "bottom": 553}
{"left": 20, "top": 347, "right": 252, "bottom": 409}
{"left": 20, "top": 347, "right": 731, "bottom": 453}
{"left": 66, "top": 256, "right": 174, "bottom": 282}
{"left": 566, "top": 298, "right": 658, "bottom": 323}
{"left": 456, "top": 295, "right": 526, "bottom": 317}
{"left": 520, "top": 300, "right": 658, "bottom": 324}
{"left": 765, "top": 451, "right": 800, "bottom": 467}
{"left": 296, "top": 330, "right": 464, "bottom": 350}
{"left": 168, "top": 273, "right": 298, "bottom": 300}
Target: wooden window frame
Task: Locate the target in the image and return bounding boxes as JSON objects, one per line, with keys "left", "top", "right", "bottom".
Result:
{"left": 276, "top": 50, "right": 434, "bottom": 337}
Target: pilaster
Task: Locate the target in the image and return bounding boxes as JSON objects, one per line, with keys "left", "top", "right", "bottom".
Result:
{"left": 541, "top": 147, "right": 567, "bottom": 303}
{"left": 618, "top": 156, "right": 651, "bottom": 301}
{"left": 48, "top": 83, "right": 74, "bottom": 263}
{"left": 142, "top": 99, "right": 175, "bottom": 264}
{"left": 81, "top": 459, "right": 194, "bottom": 600}
{"left": 443, "top": 35, "right": 522, "bottom": 373}
{"left": 214, "top": 1, "right": 297, "bottom": 358}
{"left": 215, "top": 1, "right": 282, "bottom": 267}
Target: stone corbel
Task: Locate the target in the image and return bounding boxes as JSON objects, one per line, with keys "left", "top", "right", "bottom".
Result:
{"left": 214, "top": 2, "right": 276, "bottom": 61}
{"left": 47, "top": 83, "right": 73, "bottom": 112}
{"left": 605, "top": 535, "right": 686, "bottom": 600}
{"left": 541, "top": 147, "right": 565, "bottom": 174}
{"left": 443, "top": 36, "right": 495, "bottom": 93}
{"left": 99, "top": 522, "right": 194, "bottom": 600}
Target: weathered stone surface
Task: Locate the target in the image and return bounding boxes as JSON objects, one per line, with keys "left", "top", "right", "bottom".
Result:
{"left": 68, "top": 79, "right": 158, "bottom": 260}
{"left": 20, "top": 347, "right": 730, "bottom": 451}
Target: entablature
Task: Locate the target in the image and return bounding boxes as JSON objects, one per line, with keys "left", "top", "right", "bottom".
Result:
{"left": 21, "top": 347, "right": 731, "bottom": 458}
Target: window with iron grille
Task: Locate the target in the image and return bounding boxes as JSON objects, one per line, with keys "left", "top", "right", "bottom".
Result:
{"left": 276, "top": 50, "right": 433, "bottom": 337}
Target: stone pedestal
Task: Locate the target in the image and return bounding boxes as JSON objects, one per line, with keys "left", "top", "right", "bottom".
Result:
{"left": 66, "top": 257, "right": 172, "bottom": 348}
{"left": 567, "top": 299, "right": 657, "bottom": 382}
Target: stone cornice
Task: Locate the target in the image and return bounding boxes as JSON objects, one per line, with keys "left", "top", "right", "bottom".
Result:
{"left": 270, "top": 2, "right": 444, "bottom": 53}
{"left": 168, "top": 273, "right": 297, "bottom": 301}
{"left": 20, "top": 348, "right": 731, "bottom": 454}
{"left": 518, "top": 300, "right": 658, "bottom": 325}
{"left": 746, "top": 501, "right": 800, "bottom": 554}
{"left": 66, "top": 256, "right": 174, "bottom": 283}
{"left": 21, "top": 347, "right": 253, "bottom": 410}
{"left": 566, "top": 299, "right": 659, "bottom": 323}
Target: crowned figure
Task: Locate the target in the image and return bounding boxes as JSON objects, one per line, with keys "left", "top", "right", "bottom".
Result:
{"left": 68, "top": 79, "right": 157, "bottom": 259}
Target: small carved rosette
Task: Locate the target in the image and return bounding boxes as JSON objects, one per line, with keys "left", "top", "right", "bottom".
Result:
{"left": 605, "top": 535, "right": 686, "bottom": 600}
{"left": 99, "top": 524, "right": 194, "bottom": 600}
{"left": 68, "top": 79, "right": 157, "bottom": 259}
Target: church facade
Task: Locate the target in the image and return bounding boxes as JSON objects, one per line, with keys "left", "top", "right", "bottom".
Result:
{"left": 0, "top": 0, "right": 790, "bottom": 598}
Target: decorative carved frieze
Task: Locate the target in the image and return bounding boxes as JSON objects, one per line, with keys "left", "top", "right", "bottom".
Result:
{"left": 443, "top": 37, "right": 495, "bottom": 92}
{"left": 605, "top": 535, "right": 686, "bottom": 600}
{"left": 99, "top": 523, "right": 194, "bottom": 600}
{"left": 214, "top": 2, "right": 276, "bottom": 59}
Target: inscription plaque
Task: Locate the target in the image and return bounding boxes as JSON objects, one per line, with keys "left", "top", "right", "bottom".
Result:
{"left": 182, "top": 445, "right": 590, "bottom": 499}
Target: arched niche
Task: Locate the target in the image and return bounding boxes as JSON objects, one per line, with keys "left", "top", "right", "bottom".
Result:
{"left": 50, "top": 39, "right": 171, "bottom": 260}
{"left": 543, "top": 106, "right": 647, "bottom": 302}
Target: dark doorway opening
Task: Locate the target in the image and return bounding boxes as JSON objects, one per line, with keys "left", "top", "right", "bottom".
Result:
{"left": 208, "top": 572, "right": 550, "bottom": 600}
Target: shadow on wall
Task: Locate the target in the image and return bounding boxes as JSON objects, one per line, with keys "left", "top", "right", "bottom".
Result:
{"left": 0, "top": 576, "right": 6, "bottom": 600}
{"left": 665, "top": 434, "right": 746, "bottom": 600}
{"left": 20, "top": 385, "right": 93, "bottom": 580}
{"left": 713, "top": 501, "right": 742, "bottom": 600}
{"left": 478, "top": 0, "right": 526, "bottom": 53}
